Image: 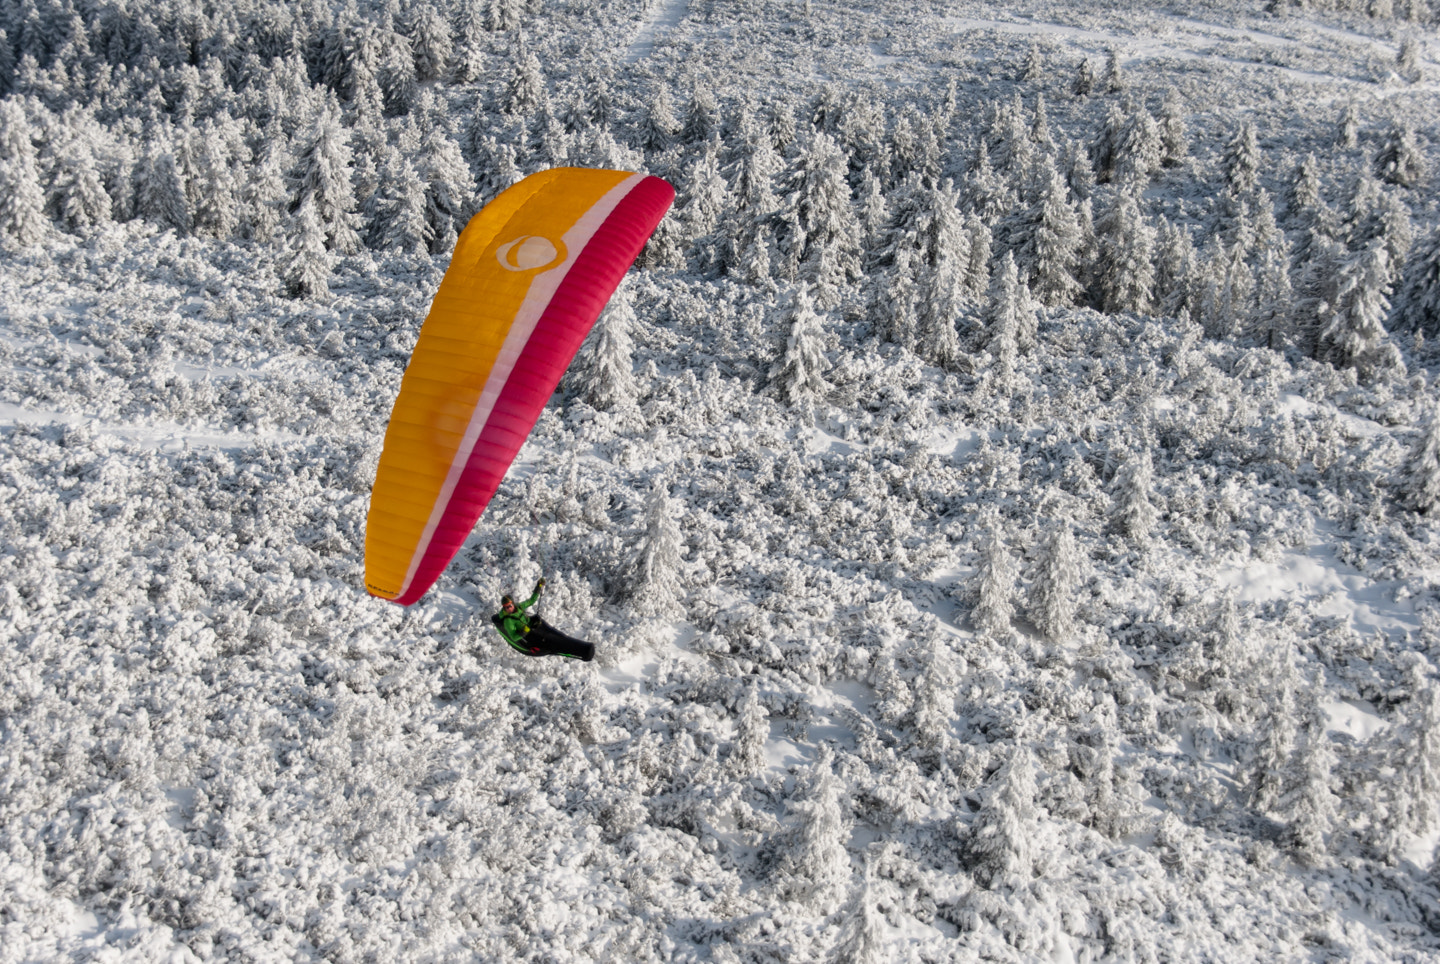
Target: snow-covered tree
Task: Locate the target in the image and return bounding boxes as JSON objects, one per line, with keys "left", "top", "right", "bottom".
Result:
{"left": 1012, "top": 159, "right": 1084, "bottom": 308}
{"left": 1399, "top": 401, "right": 1440, "bottom": 513}
{"left": 630, "top": 480, "right": 684, "bottom": 618}
{"left": 1337, "top": 101, "right": 1361, "bottom": 149}
{"left": 681, "top": 82, "right": 720, "bottom": 145}
{"left": 1397, "top": 227, "right": 1440, "bottom": 335}
{"left": 1028, "top": 524, "right": 1084, "bottom": 643}
{"left": 1091, "top": 191, "right": 1156, "bottom": 315}
{"left": 1222, "top": 121, "right": 1261, "bottom": 196}
{"left": 1072, "top": 57, "right": 1096, "bottom": 97}
{"left": 409, "top": 5, "right": 453, "bottom": 83}
{"left": 728, "top": 681, "right": 768, "bottom": 779}
{"left": 781, "top": 746, "right": 851, "bottom": 909}
{"left": 969, "top": 517, "right": 1017, "bottom": 638}
{"left": 1317, "top": 240, "right": 1395, "bottom": 375}
{"left": 984, "top": 251, "right": 1036, "bottom": 361}
{"left": 501, "top": 38, "right": 546, "bottom": 115}
{"left": 572, "top": 283, "right": 637, "bottom": 411}
{"left": 966, "top": 743, "right": 1037, "bottom": 887}
{"left": 1111, "top": 448, "right": 1158, "bottom": 545}
{"left": 1158, "top": 86, "right": 1187, "bottom": 167}
{"left": 291, "top": 99, "right": 361, "bottom": 254}
{"left": 770, "top": 287, "right": 830, "bottom": 409}
{"left": 282, "top": 197, "right": 333, "bottom": 299}
{"left": 637, "top": 85, "right": 679, "bottom": 154}
{"left": 0, "top": 99, "right": 46, "bottom": 243}
{"left": 831, "top": 858, "right": 888, "bottom": 964}
{"left": 135, "top": 131, "right": 191, "bottom": 234}
{"left": 1374, "top": 122, "right": 1426, "bottom": 188}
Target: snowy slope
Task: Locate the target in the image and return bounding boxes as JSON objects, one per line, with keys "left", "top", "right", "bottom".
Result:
{"left": 3, "top": 0, "right": 1440, "bottom": 961}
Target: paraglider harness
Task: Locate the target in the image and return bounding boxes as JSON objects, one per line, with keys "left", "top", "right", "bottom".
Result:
{"left": 491, "top": 579, "right": 596, "bottom": 661}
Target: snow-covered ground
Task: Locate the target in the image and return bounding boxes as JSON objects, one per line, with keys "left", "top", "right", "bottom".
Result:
{"left": 3, "top": 0, "right": 1440, "bottom": 961}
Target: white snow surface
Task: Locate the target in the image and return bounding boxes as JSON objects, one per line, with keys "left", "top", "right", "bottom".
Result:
{"left": 4, "top": 0, "right": 1440, "bottom": 961}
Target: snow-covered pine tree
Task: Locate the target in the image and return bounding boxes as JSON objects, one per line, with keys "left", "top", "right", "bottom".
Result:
{"left": 1337, "top": 101, "right": 1360, "bottom": 149}
{"left": 1103, "top": 48, "right": 1126, "bottom": 92}
{"left": 1028, "top": 523, "right": 1084, "bottom": 643}
{"left": 1398, "top": 34, "right": 1423, "bottom": 82}
{"left": 292, "top": 98, "right": 360, "bottom": 254}
{"left": 1111, "top": 99, "right": 1163, "bottom": 188}
{"left": 727, "top": 680, "right": 768, "bottom": 779}
{"left": 1374, "top": 122, "right": 1427, "bottom": 188}
{"left": 419, "top": 125, "right": 475, "bottom": 253}
{"left": 960, "top": 141, "right": 1012, "bottom": 223}
{"left": 47, "top": 136, "right": 111, "bottom": 235}
{"left": 1111, "top": 448, "right": 1158, "bottom": 545}
{"left": 1158, "top": 86, "right": 1187, "bottom": 167}
{"left": 783, "top": 130, "right": 861, "bottom": 298}
{"left": 913, "top": 635, "right": 958, "bottom": 756}
{"left": 1281, "top": 685, "right": 1338, "bottom": 867}
{"left": 681, "top": 81, "right": 720, "bottom": 145}
{"left": 1290, "top": 153, "right": 1322, "bottom": 216}
{"left": 969, "top": 516, "right": 1017, "bottom": 638}
{"left": 770, "top": 286, "right": 830, "bottom": 410}
{"left": 1399, "top": 401, "right": 1440, "bottom": 512}
{"left": 1397, "top": 226, "right": 1440, "bottom": 336}
{"left": 781, "top": 745, "right": 851, "bottom": 909}
{"left": 1091, "top": 190, "right": 1156, "bottom": 315}
{"left": 571, "top": 281, "right": 637, "bottom": 412}
{"left": 637, "top": 85, "right": 679, "bottom": 155}
{"left": 283, "top": 197, "right": 333, "bottom": 299}
{"left": 630, "top": 480, "right": 684, "bottom": 618}
{"left": 984, "top": 251, "right": 1036, "bottom": 358}
{"left": 1317, "top": 240, "right": 1395, "bottom": 376}
{"left": 0, "top": 98, "right": 46, "bottom": 243}
{"left": 501, "top": 36, "right": 545, "bottom": 115}
{"left": 487, "top": 0, "right": 523, "bottom": 32}
{"left": 409, "top": 5, "right": 453, "bottom": 83}
{"left": 1013, "top": 158, "right": 1084, "bottom": 308}
{"left": 372, "top": 148, "right": 430, "bottom": 254}
{"left": 830, "top": 857, "right": 887, "bottom": 964}
{"left": 876, "top": 243, "right": 920, "bottom": 350}
{"left": 1154, "top": 216, "right": 1199, "bottom": 322}
{"left": 1222, "top": 121, "right": 1261, "bottom": 196}
{"left": 1252, "top": 237, "right": 1294, "bottom": 349}
{"left": 135, "top": 129, "right": 192, "bottom": 234}
{"left": 1072, "top": 57, "right": 1096, "bottom": 98}
{"left": 680, "top": 137, "right": 732, "bottom": 275}
{"left": 244, "top": 134, "right": 290, "bottom": 243}
{"left": 966, "top": 743, "right": 1037, "bottom": 888}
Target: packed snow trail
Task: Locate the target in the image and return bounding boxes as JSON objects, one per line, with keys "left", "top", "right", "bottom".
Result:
{"left": 625, "top": 0, "right": 691, "bottom": 63}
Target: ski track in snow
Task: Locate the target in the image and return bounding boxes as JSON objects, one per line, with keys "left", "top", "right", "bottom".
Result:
{"left": 0, "top": 402, "right": 306, "bottom": 451}
{"left": 624, "top": 0, "right": 692, "bottom": 64}
{"left": 938, "top": 13, "right": 1430, "bottom": 89}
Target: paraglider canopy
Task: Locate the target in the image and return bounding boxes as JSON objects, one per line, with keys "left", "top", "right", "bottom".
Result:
{"left": 364, "top": 167, "right": 674, "bottom": 606}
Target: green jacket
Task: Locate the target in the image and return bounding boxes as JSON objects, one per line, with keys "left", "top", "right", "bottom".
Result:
{"left": 493, "top": 588, "right": 541, "bottom": 651}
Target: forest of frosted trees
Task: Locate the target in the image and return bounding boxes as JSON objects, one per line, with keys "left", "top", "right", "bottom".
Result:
{"left": 4, "top": 0, "right": 1440, "bottom": 960}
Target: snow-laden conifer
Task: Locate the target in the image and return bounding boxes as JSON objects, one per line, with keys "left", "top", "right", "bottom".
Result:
{"left": 1282, "top": 687, "right": 1338, "bottom": 866}
{"left": 1337, "top": 101, "right": 1361, "bottom": 149}
{"left": 637, "top": 85, "right": 679, "bottom": 154}
{"left": 1399, "top": 401, "right": 1440, "bottom": 512}
{"left": 1374, "top": 122, "right": 1426, "bottom": 189}
{"left": 419, "top": 125, "right": 474, "bottom": 253}
{"left": 984, "top": 251, "right": 1035, "bottom": 358}
{"left": 1398, "top": 226, "right": 1440, "bottom": 336}
{"left": 0, "top": 99, "right": 46, "bottom": 243}
{"left": 1222, "top": 121, "right": 1260, "bottom": 196}
{"left": 783, "top": 130, "right": 861, "bottom": 295}
{"left": 1013, "top": 158, "right": 1084, "bottom": 307}
{"left": 372, "top": 149, "right": 430, "bottom": 255}
{"left": 487, "top": 0, "right": 523, "bottom": 31}
{"left": 831, "top": 857, "right": 888, "bottom": 964}
{"left": 136, "top": 130, "right": 191, "bottom": 234}
{"left": 1154, "top": 216, "right": 1198, "bottom": 322}
{"left": 1111, "top": 448, "right": 1158, "bottom": 545}
{"left": 1159, "top": 86, "right": 1187, "bottom": 167}
{"left": 780, "top": 745, "right": 850, "bottom": 908}
{"left": 728, "top": 680, "right": 768, "bottom": 779}
{"left": 1317, "top": 240, "right": 1395, "bottom": 375}
{"left": 1092, "top": 191, "right": 1156, "bottom": 315}
{"left": 1398, "top": 34, "right": 1424, "bottom": 82}
{"left": 681, "top": 82, "right": 720, "bottom": 145}
{"left": 47, "top": 138, "right": 110, "bottom": 235}
{"left": 409, "top": 5, "right": 453, "bottom": 83}
{"left": 630, "top": 480, "right": 684, "bottom": 618}
{"left": 1290, "top": 153, "right": 1322, "bottom": 215}
{"left": 501, "top": 37, "right": 545, "bottom": 115}
{"left": 291, "top": 98, "right": 360, "bottom": 254}
{"left": 961, "top": 141, "right": 1012, "bottom": 222}
{"left": 966, "top": 743, "right": 1037, "bottom": 887}
{"left": 771, "top": 287, "right": 830, "bottom": 409}
{"left": 969, "top": 516, "right": 1017, "bottom": 638}
{"left": 283, "top": 197, "right": 333, "bottom": 299}
{"left": 1252, "top": 238, "right": 1295, "bottom": 348}
{"left": 1112, "top": 99, "right": 1163, "bottom": 187}
{"left": 1028, "top": 524, "right": 1084, "bottom": 643}
{"left": 1072, "top": 57, "right": 1096, "bottom": 98}
{"left": 571, "top": 282, "right": 637, "bottom": 412}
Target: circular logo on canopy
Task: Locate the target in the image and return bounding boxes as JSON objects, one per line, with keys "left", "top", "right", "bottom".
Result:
{"left": 495, "top": 235, "right": 567, "bottom": 272}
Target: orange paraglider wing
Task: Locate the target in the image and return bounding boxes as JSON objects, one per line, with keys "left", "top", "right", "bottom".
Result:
{"left": 364, "top": 167, "right": 674, "bottom": 606}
